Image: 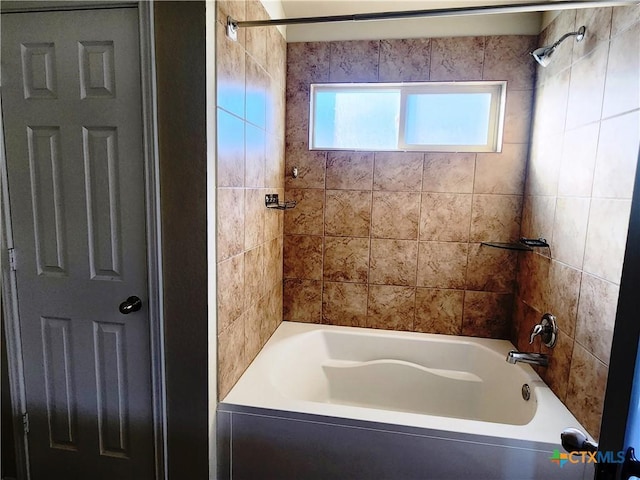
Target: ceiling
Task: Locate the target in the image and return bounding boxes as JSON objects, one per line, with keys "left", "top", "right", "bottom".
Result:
{"left": 276, "top": 0, "right": 552, "bottom": 41}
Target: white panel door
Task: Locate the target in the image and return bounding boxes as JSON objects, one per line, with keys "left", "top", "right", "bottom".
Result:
{"left": 1, "top": 8, "right": 154, "bottom": 479}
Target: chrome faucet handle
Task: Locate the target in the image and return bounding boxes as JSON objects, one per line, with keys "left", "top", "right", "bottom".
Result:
{"left": 529, "top": 324, "right": 544, "bottom": 344}
{"left": 529, "top": 313, "right": 558, "bottom": 348}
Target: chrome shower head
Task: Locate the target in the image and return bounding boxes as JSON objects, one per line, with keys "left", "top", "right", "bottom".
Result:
{"left": 531, "top": 25, "right": 586, "bottom": 67}
{"left": 531, "top": 45, "right": 556, "bottom": 67}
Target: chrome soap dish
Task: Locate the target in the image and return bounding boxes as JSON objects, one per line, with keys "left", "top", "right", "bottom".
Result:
{"left": 265, "top": 193, "right": 296, "bottom": 210}
{"left": 481, "top": 237, "right": 550, "bottom": 251}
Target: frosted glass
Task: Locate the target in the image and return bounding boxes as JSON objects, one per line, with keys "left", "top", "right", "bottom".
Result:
{"left": 405, "top": 93, "right": 492, "bottom": 146}
{"left": 313, "top": 90, "right": 400, "bottom": 149}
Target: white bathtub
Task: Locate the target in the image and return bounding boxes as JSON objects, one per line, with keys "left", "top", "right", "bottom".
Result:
{"left": 222, "top": 321, "right": 588, "bottom": 446}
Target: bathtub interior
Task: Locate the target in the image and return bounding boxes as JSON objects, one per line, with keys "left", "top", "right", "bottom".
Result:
{"left": 270, "top": 329, "right": 538, "bottom": 425}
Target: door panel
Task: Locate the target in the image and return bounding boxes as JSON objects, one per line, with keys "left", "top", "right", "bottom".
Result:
{"left": 94, "top": 321, "right": 128, "bottom": 458}
{"left": 83, "top": 126, "right": 122, "bottom": 281}
{"left": 27, "top": 125, "right": 66, "bottom": 276}
{"left": 41, "top": 316, "right": 78, "bottom": 451}
{"left": 1, "top": 8, "right": 154, "bottom": 479}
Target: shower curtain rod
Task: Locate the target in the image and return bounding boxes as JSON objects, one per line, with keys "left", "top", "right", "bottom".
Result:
{"left": 227, "top": 0, "right": 638, "bottom": 37}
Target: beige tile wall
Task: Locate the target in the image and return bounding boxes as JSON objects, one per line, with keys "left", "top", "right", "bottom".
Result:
{"left": 283, "top": 35, "right": 537, "bottom": 338}
{"left": 516, "top": 5, "right": 640, "bottom": 439}
{"left": 216, "top": 0, "right": 287, "bottom": 399}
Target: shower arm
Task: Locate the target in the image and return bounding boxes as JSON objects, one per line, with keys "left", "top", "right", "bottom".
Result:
{"left": 549, "top": 27, "right": 586, "bottom": 51}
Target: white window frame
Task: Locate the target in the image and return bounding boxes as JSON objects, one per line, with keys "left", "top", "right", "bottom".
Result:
{"left": 309, "top": 81, "right": 507, "bottom": 153}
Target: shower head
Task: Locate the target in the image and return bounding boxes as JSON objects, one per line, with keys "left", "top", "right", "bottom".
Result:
{"left": 531, "top": 25, "right": 586, "bottom": 67}
{"left": 531, "top": 46, "right": 556, "bottom": 67}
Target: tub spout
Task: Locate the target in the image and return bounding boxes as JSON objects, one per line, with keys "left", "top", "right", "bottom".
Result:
{"left": 506, "top": 350, "right": 549, "bottom": 367}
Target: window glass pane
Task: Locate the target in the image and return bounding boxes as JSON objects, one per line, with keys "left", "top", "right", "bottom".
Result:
{"left": 313, "top": 90, "right": 400, "bottom": 149}
{"left": 404, "top": 93, "right": 492, "bottom": 146}
{"left": 310, "top": 82, "right": 504, "bottom": 152}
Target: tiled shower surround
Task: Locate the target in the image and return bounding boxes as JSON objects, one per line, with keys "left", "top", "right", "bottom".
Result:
{"left": 216, "top": 1, "right": 640, "bottom": 442}
{"left": 216, "top": 0, "right": 287, "bottom": 398}
{"left": 515, "top": 6, "right": 640, "bottom": 439}
{"left": 283, "top": 35, "right": 537, "bottom": 337}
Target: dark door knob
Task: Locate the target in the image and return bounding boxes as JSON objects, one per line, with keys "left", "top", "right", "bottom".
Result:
{"left": 119, "top": 296, "right": 142, "bottom": 315}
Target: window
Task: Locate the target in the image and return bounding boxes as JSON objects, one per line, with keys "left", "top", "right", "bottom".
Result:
{"left": 309, "top": 81, "right": 506, "bottom": 153}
